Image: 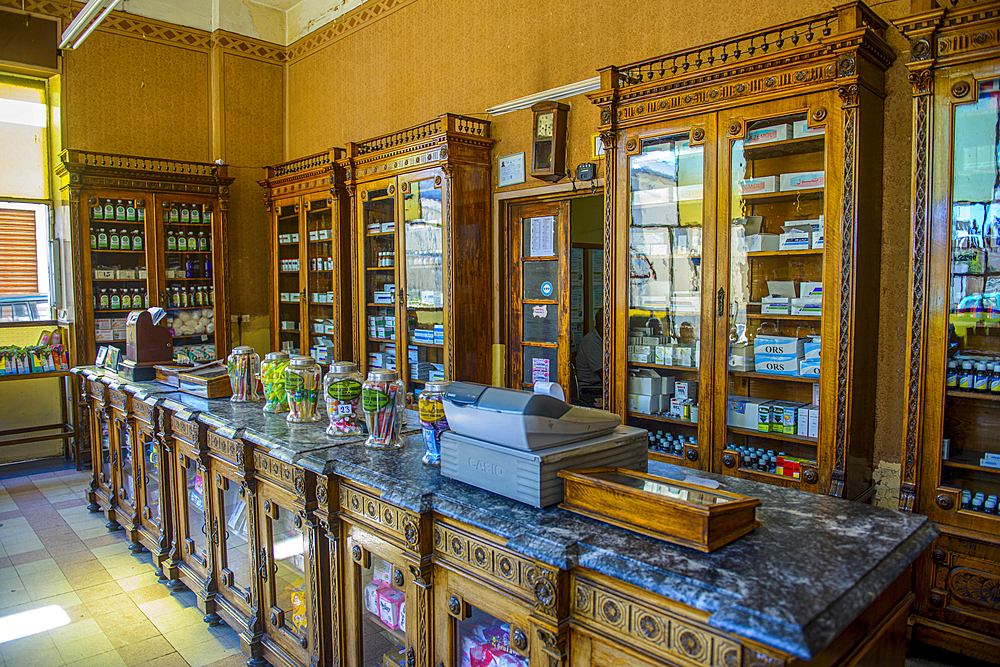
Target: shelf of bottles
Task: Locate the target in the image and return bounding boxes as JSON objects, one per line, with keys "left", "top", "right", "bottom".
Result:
{"left": 941, "top": 77, "right": 1000, "bottom": 520}
{"left": 90, "top": 198, "right": 149, "bottom": 348}
{"left": 161, "top": 202, "right": 216, "bottom": 363}
{"left": 724, "top": 112, "right": 825, "bottom": 482}
{"left": 625, "top": 133, "right": 705, "bottom": 459}
{"left": 277, "top": 202, "right": 302, "bottom": 355}
{"left": 305, "top": 197, "right": 335, "bottom": 362}
{"left": 402, "top": 179, "right": 445, "bottom": 391}
{"left": 363, "top": 188, "right": 398, "bottom": 375}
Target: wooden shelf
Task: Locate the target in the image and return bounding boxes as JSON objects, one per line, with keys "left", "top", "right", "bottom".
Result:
{"left": 368, "top": 336, "right": 394, "bottom": 343}
{"left": 742, "top": 136, "right": 824, "bottom": 160}
{"left": 0, "top": 370, "right": 72, "bottom": 382}
{"left": 740, "top": 188, "right": 824, "bottom": 204}
{"left": 746, "top": 313, "right": 821, "bottom": 321}
{"left": 367, "top": 302, "right": 395, "bottom": 308}
{"left": 363, "top": 610, "right": 405, "bottom": 646}
{"left": 165, "top": 250, "right": 209, "bottom": 254}
{"left": 730, "top": 371, "right": 819, "bottom": 384}
{"left": 163, "top": 222, "right": 211, "bottom": 227}
{"left": 91, "top": 249, "right": 145, "bottom": 254}
{"left": 366, "top": 230, "right": 395, "bottom": 237}
{"left": 165, "top": 277, "right": 211, "bottom": 282}
{"left": 728, "top": 425, "right": 818, "bottom": 445}
{"left": 629, "top": 362, "right": 699, "bottom": 373}
{"left": 409, "top": 341, "right": 443, "bottom": 348}
{"left": 628, "top": 412, "right": 697, "bottom": 427}
{"left": 731, "top": 465, "right": 805, "bottom": 484}
{"left": 367, "top": 265, "right": 395, "bottom": 271}
{"left": 278, "top": 270, "right": 300, "bottom": 274}
{"left": 649, "top": 449, "right": 686, "bottom": 464}
{"left": 94, "top": 309, "right": 136, "bottom": 314}
{"left": 946, "top": 389, "right": 1000, "bottom": 402}
{"left": 93, "top": 278, "right": 146, "bottom": 282}
{"left": 747, "top": 249, "right": 823, "bottom": 258}
{"left": 942, "top": 450, "right": 1000, "bottom": 474}
{"left": 278, "top": 241, "right": 298, "bottom": 246}
{"left": 165, "top": 306, "right": 211, "bottom": 311}
{"left": 280, "top": 329, "right": 301, "bottom": 334}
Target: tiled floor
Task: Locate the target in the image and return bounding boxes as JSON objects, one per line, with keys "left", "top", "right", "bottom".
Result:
{"left": 0, "top": 461, "right": 245, "bottom": 667}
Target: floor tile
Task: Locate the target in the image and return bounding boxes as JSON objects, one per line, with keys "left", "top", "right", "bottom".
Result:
{"left": 14, "top": 557, "right": 59, "bottom": 577}
{"left": 143, "top": 652, "right": 190, "bottom": 667}
{"left": 127, "top": 582, "right": 172, "bottom": 605}
{"left": 114, "top": 634, "right": 174, "bottom": 665}
{"left": 65, "top": 649, "right": 126, "bottom": 667}
{"left": 175, "top": 638, "right": 239, "bottom": 667}
{"left": 75, "top": 582, "right": 125, "bottom": 607}
{"left": 7, "top": 548, "right": 48, "bottom": 564}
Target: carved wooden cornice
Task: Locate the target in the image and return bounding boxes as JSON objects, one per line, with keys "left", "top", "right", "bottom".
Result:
{"left": 896, "top": 1, "right": 1000, "bottom": 70}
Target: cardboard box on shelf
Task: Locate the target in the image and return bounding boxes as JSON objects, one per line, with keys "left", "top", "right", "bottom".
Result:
{"left": 791, "top": 298, "right": 822, "bottom": 316}
{"left": 675, "top": 380, "right": 698, "bottom": 400}
{"left": 739, "top": 176, "right": 778, "bottom": 195}
{"left": 780, "top": 171, "right": 825, "bottom": 191}
{"left": 755, "top": 357, "right": 799, "bottom": 375}
{"left": 800, "top": 281, "right": 823, "bottom": 298}
{"left": 753, "top": 335, "right": 804, "bottom": 357}
{"left": 628, "top": 393, "right": 660, "bottom": 415}
{"left": 792, "top": 120, "right": 825, "bottom": 139}
{"left": 799, "top": 360, "right": 821, "bottom": 377}
{"left": 746, "top": 123, "right": 791, "bottom": 145}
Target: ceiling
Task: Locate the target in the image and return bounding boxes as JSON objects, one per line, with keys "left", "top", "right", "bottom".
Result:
{"left": 250, "top": 0, "right": 301, "bottom": 9}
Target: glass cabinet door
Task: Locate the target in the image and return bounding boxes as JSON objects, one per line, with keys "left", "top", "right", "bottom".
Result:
{"left": 306, "top": 196, "right": 335, "bottom": 361}
{"left": 357, "top": 552, "right": 407, "bottom": 665}
{"left": 362, "top": 183, "right": 399, "bottom": 376}
{"left": 265, "top": 498, "right": 310, "bottom": 649}
{"left": 941, "top": 76, "right": 1000, "bottom": 518}
{"left": 216, "top": 475, "right": 252, "bottom": 604}
{"left": 722, "top": 107, "right": 826, "bottom": 481}
{"left": 119, "top": 421, "right": 135, "bottom": 508}
{"left": 96, "top": 406, "right": 112, "bottom": 493}
{"left": 454, "top": 605, "right": 529, "bottom": 667}
{"left": 276, "top": 200, "right": 303, "bottom": 355}
{"left": 160, "top": 199, "right": 217, "bottom": 363}
{"left": 401, "top": 177, "right": 444, "bottom": 395}
{"left": 179, "top": 456, "right": 209, "bottom": 570}
{"left": 626, "top": 129, "right": 709, "bottom": 460}
{"left": 141, "top": 431, "right": 161, "bottom": 528}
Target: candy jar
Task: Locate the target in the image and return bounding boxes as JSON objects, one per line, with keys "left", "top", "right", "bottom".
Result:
{"left": 361, "top": 369, "right": 404, "bottom": 449}
{"left": 418, "top": 380, "right": 450, "bottom": 466}
{"left": 260, "top": 351, "right": 290, "bottom": 413}
{"left": 285, "top": 356, "right": 322, "bottom": 423}
{"left": 324, "top": 361, "right": 364, "bottom": 437}
{"left": 227, "top": 346, "right": 259, "bottom": 403}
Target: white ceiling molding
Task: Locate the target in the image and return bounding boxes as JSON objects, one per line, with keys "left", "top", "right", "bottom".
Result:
{"left": 486, "top": 77, "right": 602, "bottom": 116}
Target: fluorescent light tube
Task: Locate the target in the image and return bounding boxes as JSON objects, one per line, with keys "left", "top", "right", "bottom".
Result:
{"left": 59, "top": 0, "right": 120, "bottom": 50}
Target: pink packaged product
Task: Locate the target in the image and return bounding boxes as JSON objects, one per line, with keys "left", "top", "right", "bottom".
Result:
{"left": 372, "top": 558, "right": 393, "bottom": 587}
{"left": 460, "top": 623, "right": 528, "bottom": 667}
{"left": 363, "top": 581, "right": 384, "bottom": 615}
{"left": 378, "top": 587, "right": 406, "bottom": 630}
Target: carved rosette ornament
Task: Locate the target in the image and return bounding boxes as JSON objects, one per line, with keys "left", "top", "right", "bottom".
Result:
{"left": 951, "top": 81, "right": 971, "bottom": 99}
{"left": 728, "top": 120, "right": 742, "bottom": 136}
{"left": 910, "top": 37, "right": 932, "bottom": 62}
{"left": 403, "top": 518, "right": 419, "bottom": 548}
{"left": 948, "top": 569, "right": 1000, "bottom": 610}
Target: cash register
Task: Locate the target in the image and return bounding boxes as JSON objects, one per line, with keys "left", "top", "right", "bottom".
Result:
{"left": 439, "top": 382, "right": 648, "bottom": 507}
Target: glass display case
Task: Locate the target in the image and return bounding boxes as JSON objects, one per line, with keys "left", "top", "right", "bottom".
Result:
{"left": 720, "top": 105, "right": 826, "bottom": 488}
{"left": 85, "top": 376, "right": 117, "bottom": 524}
{"left": 897, "top": 3, "right": 1000, "bottom": 658}
{"left": 591, "top": 2, "right": 890, "bottom": 496}
{"left": 624, "top": 124, "right": 712, "bottom": 468}
{"left": 56, "top": 150, "right": 233, "bottom": 364}
{"left": 260, "top": 149, "right": 352, "bottom": 364}
{"left": 344, "top": 114, "right": 494, "bottom": 403}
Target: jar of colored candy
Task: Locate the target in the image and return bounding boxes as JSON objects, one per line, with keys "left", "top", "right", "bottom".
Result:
{"left": 418, "top": 380, "right": 450, "bottom": 466}
{"left": 361, "top": 369, "right": 404, "bottom": 450}
{"left": 227, "top": 346, "right": 259, "bottom": 403}
{"left": 285, "top": 356, "right": 322, "bottom": 423}
{"left": 324, "top": 361, "right": 363, "bottom": 437}
{"left": 260, "top": 351, "right": 290, "bottom": 413}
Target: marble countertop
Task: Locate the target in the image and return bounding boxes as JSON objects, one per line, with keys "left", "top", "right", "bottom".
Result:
{"left": 75, "top": 366, "right": 937, "bottom": 660}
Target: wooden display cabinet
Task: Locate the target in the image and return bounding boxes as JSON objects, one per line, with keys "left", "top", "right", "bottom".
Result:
{"left": 56, "top": 150, "right": 234, "bottom": 365}
{"left": 313, "top": 473, "right": 343, "bottom": 667}
{"left": 260, "top": 150, "right": 353, "bottom": 361}
{"left": 432, "top": 517, "right": 567, "bottom": 667}
{"left": 342, "top": 114, "right": 493, "bottom": 402}
{"left": 254, "top": 448, "right": 325, "bottom": 667}
{"left": 129, "top": 392, "right": 175, "bottom": 581}
{"left": 107, "top": 383, "right": 143, "bottom": 551}
{"left": 340, "top": 480, "right": 432, "bottom": 667}
{"left": 207, "top": 431, "right": 263, "bottom": 662}
{"left": 168, "top": 409, "right": 221, "bottom": 623}
{"left": 896, "top": 1, "right": 1000, "bottom": 659}
{"left": 588, "top": 1, "right": 891, "bottom": 496}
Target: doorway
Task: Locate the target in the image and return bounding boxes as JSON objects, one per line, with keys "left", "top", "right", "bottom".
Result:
{"left": 501, "top": 192, "right": 604, "bottom": 403}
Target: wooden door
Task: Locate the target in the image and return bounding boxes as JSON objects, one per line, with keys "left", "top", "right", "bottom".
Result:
{"left": 273, "top": 196, "right": 307, "bottom": 355}
{"left": 507, "top": 200, "right": 571, "bottom": 394}
{"left": 356, "top": 177, "right": 400, "bottom": 379}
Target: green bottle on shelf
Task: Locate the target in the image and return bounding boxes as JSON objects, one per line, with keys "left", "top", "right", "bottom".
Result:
{"left": 115, "top": 200, "right": 126, "bottom": 221}
{"left": 132, "top": 230, "right": 143, "bottom": 251}
{"left": 120, "top": 231, "right": 130, "bottom": 251}
{"left": 97, "top": 229, "right": 108, "bottom": 250}
{"left": 191, "top": 205, "right": 201, "bottom": 224}
{"left": 166, "top": 230, "right": 176, "bottom": 251}
{"left": 92, "top": 201, "right": 103, "bottom": 220}
{"left": 109, "top": 229, "right": 120, "bottom": 251}
{"left": 180, "top": 204, "right": 190, "bottom": 223}
{"left": 104, "top": 201, "right": 114, "bottom": 219}
{"left": 137, "top": 204, "right": 145, "bottom": 222}
{"left": 169, "top": 205, "right": 180, "bottom": 223}
{"left": 90, "top": 229, "right": 97, "bottom": 249}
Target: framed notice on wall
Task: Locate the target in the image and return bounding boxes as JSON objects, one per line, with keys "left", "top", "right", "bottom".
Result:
{"left": 499, "top": 152, "right": 525, "bottom": 187}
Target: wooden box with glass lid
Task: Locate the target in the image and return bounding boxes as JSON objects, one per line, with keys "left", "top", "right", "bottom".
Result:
{"left": 589, "top": 1, "right": 891, "bottom": 496}
{"left": 897, "top": 1, "right": 1000, "bottom": 659}
{"left": 341, "top": 114, "right": 493, "bottom": 404}
{"left": 260, "top": 149, "right": 353, "bottom": 362}
{"left": 56, "top": 150, "right": 233, "bottom": 365}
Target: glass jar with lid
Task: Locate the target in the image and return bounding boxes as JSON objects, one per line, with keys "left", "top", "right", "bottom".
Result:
{"left": 260, "top": 351, "right": 290, "bottom": 413}
{"left": 361, "top": 369, "right": 404, "bottom": 450}
{"left": 324, "top": 361, "right": 364, "bottom": 437}
{"left": 227, "top": 346, "right": 260, "bottom": 403}
{"left": 285, "top": 356, "right": 322, "bottom": 423}
{"left": 418, "top": 380, "right": 450, "bottom": 466}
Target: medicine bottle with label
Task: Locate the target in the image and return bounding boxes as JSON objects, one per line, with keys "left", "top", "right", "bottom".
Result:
{"left": 97, "top": 229, "right": 108, "bottom": 250}
{"left": 946, "top": 361, "right": 959, "bottom": 388}
{"left": 180, "top": 204, "right": 190, "bottom": 223}
{"left": 109, "top": 229, "right": 120, "bottom": 251}
{"left": 166, "top": 231, "right": 176, "bottom": 251}
{"left": 132, "top": 230, "right": 143, "bottom": 251}
{"left": 990, "top": 363, "right": 1000, "bottom": 393}
{"left": 93, "top": 201, "right": 103, "bottom": 220}
{"left": 104, "top": 201, "right": 114, "bottom": 219}
{"left": 126, "top": 201, "right": 136, "bottom": 221}
{"left": 115, "top": 200, "right": 126, "bottom": 221}
{"left": 975, "top": 362, "right": 989, "bottom": 392}
{"left": 120, "top": 231, "right": 130, "bottom": 251}
{"left": 960, "top": 361, "right": 974, "bottom": 389}
{"left": 110, "top": 289, "right": 121, "bottom": 310}
{"left": 90, "top": 229, "right": 97, "bottom": 249}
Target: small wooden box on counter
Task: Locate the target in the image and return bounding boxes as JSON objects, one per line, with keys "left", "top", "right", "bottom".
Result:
{"left": 559, "top": 467, "right": 761, "bottom": 552}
